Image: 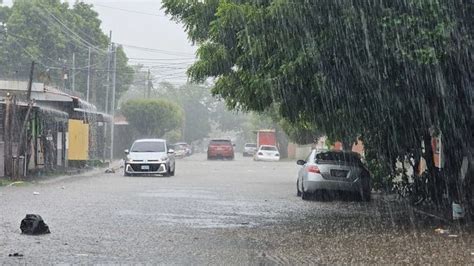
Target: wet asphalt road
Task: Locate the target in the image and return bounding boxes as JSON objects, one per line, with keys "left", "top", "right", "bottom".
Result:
{"left": 0, "top": 153, "right": 473, "bottom": 264}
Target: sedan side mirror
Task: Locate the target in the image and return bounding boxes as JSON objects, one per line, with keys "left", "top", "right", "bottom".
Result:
{"left": 124, "top": 149, "right": 129, "bottom": 155}
{"left": 168, "top": 149, "right": 175, "bottom": 154}
{"left": 296, "top": 160, "right": 306, "bottom": 166}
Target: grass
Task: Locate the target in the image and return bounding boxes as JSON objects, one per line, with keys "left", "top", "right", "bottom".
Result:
{"left": 0, "top": 179, "right": 31, "bottom": 187}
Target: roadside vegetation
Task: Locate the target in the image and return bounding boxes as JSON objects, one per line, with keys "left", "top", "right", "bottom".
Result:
{"left": 121, "top": 98, "right": 184, "bottom": 139}
{"left": 162, "top": 1, "right": 474, "bottom": 216}
{"left": 0, "top": 0, "right": 134, "bottom": 109}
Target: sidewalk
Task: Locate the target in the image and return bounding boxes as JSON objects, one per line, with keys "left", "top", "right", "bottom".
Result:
{"left": 0, "top": 160, "right": 123, "bottom": 186}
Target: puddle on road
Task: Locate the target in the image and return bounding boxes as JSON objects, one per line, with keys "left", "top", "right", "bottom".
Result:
{"left": 117, "top": 210, "right": 269, "bottom": 229}
{"left": 125, "top": 188, "right": 285, "bottom": 228}
{"left": 138, "top": 187, "right": 218, "bottom": 200}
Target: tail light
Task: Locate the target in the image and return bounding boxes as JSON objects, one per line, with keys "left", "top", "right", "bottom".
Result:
{"left": 275, "top": 153, "right": 280, "bottom": 157}
{"left": 307, "top": 165, "right": 320, "bottom": 174}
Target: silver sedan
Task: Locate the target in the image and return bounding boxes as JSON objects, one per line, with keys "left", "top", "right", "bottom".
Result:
{"left": 296, "top": 150, "right": 371, "bottom": 201}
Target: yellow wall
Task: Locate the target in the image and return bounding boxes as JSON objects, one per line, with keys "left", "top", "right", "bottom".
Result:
{"left": 68, "top": 119, "right": 89, "bottom": 161}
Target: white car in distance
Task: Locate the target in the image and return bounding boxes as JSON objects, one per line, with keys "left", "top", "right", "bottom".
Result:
{"left": 254, "top": 145, "right": 280, "bottom": 161}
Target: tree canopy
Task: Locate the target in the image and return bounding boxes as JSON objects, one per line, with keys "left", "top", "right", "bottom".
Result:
{"left": 121, "top": 98, "right": 184, "bottom": 138}
{"left": 0, "top": 0, "right": 134, "bottom": 110}
{"left": 163, "top": 0, "right": 474, "bottom": 207}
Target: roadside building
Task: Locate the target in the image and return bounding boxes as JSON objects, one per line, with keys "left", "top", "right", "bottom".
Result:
{"left": 0, "top": 80, "right": 111, "bottom": 178}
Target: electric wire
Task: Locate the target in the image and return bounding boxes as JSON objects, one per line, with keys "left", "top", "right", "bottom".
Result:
{"left": 93, "top": 3, "right": 165, "bottom": 18}
{"left": 36, "top": 4, "right": 108, "bottom": 55}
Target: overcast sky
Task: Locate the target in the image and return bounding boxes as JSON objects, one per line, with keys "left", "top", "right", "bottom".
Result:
{"left": 3, "top": 0, "right": 197, "bottom": 84}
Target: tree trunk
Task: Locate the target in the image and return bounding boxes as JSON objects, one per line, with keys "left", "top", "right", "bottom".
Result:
{"left": 422, "top": 132, "right": 442, "bottom": 205}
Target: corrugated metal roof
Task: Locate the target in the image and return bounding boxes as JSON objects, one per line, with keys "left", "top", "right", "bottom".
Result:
{"left": 0, "top": 80, "right": 73, "bottom": 102}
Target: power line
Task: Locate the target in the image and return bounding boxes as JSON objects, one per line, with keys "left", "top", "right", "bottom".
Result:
{"left": 34, "top": 8, "right": 101, "bottom": 54}
{"left": 93, "top": 3, "right": 165, "bottom": 18}
{"left": 128, "top": 57, "right": 196, "bottom": 61}
{"left": 119, "top": 43, "right": 195, "bottom": 57}
{"left": 8, "top": 33, "right": 104, "bottom": 70}
{"left": 36, "top": 4, "right": 107, "bottom": 55}
{"left": 8, "top": 36, "right": 62, "bottom": 70}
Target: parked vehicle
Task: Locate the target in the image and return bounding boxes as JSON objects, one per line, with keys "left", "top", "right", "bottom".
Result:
{"left": 296, "top": 150, "right": 371, "bottom": 201}
{"left": 207, "top": 139, "right": 234, "bottom": 160}
{"left": 243, "top": 143, "right": 257, "bottom": 157}
{"left": 174, "top": 142, "right": 192, "bottom": 156}
{"left": 257, "top": 129, "right": 276, "bottom": 148}
{"left": 124, "top": 139, "right": 176, "bottom": 177}
{"left": 174, "top": 147, "right": 187, "bottom": 158}
{"left": 254, "top": 145, "right": 280, "bottom": 161}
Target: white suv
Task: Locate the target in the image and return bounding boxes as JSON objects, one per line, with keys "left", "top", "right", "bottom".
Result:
{"left": 124, "top": 139, "right": 176, "bottom": 176}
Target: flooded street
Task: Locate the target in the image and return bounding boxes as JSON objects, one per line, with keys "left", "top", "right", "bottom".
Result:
{"left": 1, "top": 154, "right": 473, "bottom": 264}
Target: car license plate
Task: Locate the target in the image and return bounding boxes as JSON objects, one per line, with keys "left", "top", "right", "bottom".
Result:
{"left": 331, "top": 169, "right": 348, "bottom": 178}
{"left": 141, "top": 165, "right": 150, "bottom": 170}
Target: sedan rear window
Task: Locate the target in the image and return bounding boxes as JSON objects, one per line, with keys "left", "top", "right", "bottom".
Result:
{"left": 315, "top": 152, "right": 361, "bottom": 164}
{"left": 210, "top": 140, "right": 232, "bottom": 145}
{"left": 131, "top": 142, "right": 166, "bottom": 152}
{"left": 260, "top": 146, "right": 277, "bottom": 151}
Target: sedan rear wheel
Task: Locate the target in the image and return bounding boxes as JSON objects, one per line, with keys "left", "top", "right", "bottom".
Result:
{"left": 360, "top": 188, "right": 371, "bottom": 202}
{"left": 301, "top": 182, "right": 311, "bottom": 200}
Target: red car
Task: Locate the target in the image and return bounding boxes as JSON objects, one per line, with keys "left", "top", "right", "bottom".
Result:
{"left": 207, "top": 139, "right": 235, "bottom": 160}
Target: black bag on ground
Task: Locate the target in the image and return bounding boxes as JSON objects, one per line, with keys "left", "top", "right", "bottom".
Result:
{"left": 20, "top": 214, "right": 51, "bottom": 235}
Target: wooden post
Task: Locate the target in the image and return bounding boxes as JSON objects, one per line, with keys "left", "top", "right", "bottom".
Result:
{"left": 26, "top": 62, "right": 35, "bottom": 100}
{"left": 15, "top": 102, "right": 34, "bottom": 179}
{"left": 14, "top": 62, "right": 36, "bottom": 179}
{"left": 4, "top": 95, "right": 12, "bottom": 179}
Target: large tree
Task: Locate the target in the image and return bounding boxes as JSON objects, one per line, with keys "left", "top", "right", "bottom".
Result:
{"left": 121, "top": 98, "right": 184, "bottom": 138}
{"left": 163, "top": 1, "right": 474, "bottom": 210}
{"left": 157, "top": 82, "right": 213, "bottom": 143}
{"left": 0, "top": 0, "right": 133, "bottom": 110}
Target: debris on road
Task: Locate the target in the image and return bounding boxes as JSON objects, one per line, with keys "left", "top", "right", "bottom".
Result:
{"left": 434, "top": 228, "right": 449, "bottom": 235}
{"left": 20, "top": 214, "right": 51, "bottom": 235}
{"left": 8, "top": 253, "right": 23, "bottom": 257}
{"left": 33, "top": 192, "right": 40, "bottom": 195}
{"left": 105, "top": 168, "right": 115, "bottom": 174}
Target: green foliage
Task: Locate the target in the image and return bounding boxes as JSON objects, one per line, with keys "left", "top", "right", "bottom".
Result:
{"left": 0, "top": 0, "right": 134, "bottom": 110}
{"left": 121, "top": 99, "right": 184, "bottom": 138}
{"left": 157, "top": 83, "right": 212, "bottom": 143}
{"left": 163, "top": 0, "right": 474, "bottom": 205}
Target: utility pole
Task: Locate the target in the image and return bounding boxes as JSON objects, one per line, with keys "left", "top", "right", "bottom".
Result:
{"left": 86, "top": 47, "right": 91, "bottom": 102}
{"left": 110, "top": 43, "right": 117, "bottom": 162}
{"left": 72, "top": 53, "right": 75, "bottom": 92}
{"left": 104, "top": 31, "right": 112, "bottom": 161}
{"left": 146, "top": 68, "right": 151, "bottom": 98}
{"left": 26, "top": 61, "right": 35, "bottom": 100}
{"left": 4, "top": 94, "right": 12, "bottom": 179}
{"left": 105, "top": 31, "right": 112, "bottom": 114}
{"left": 15, "top": 61, "right": 35, "bottom": 179}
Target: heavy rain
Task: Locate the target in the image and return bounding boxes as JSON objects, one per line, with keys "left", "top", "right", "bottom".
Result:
{"left": 0, "top": 0, "right": 473, "bottom": 264}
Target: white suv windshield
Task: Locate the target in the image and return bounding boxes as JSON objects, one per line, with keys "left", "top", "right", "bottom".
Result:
{"left": 131, "top": 142, "right": 166, "bottom": 152}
